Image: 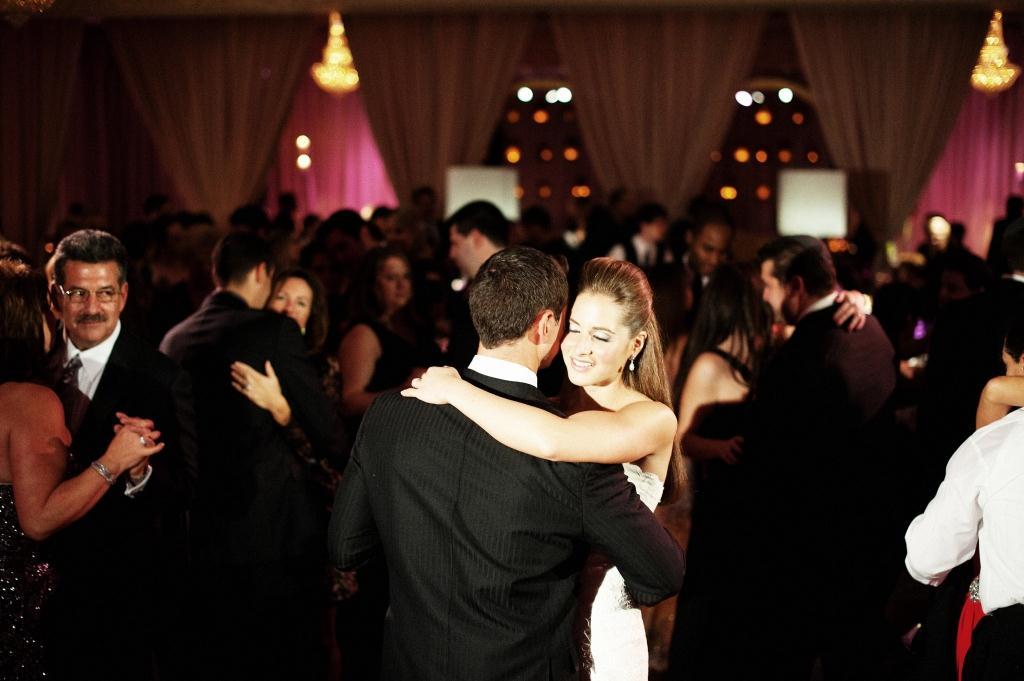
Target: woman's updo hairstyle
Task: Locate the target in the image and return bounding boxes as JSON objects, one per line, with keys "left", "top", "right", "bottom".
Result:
{"left": 577, "top": 257, "right": 685, "bottom": 501}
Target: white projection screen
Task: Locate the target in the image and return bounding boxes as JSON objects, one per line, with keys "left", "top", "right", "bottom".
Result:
{"left": 777, "top": 169, "right": 848, "bottom": 238}
{"left": 445, "top": 166, "right": 520, "bottom": 221}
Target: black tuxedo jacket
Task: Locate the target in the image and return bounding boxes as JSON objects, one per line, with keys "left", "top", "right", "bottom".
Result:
{"left": 51, "top": 326, "right": 197, "bottom": 582}
{"left": 46, "top": 326, "right": 197, "bottom": 681}
{"left": 745, "top": 306, "right": 897, "bottom": 586}
{"left": 160, "top": 290, "right": 346, "bottom": 566}
{"left": 328, "top": 369, "right": 685, "bottom": 681}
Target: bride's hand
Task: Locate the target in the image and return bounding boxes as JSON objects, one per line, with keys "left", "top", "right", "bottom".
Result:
{"left": 400, "top": 366, "right": 462, "bottom": 405}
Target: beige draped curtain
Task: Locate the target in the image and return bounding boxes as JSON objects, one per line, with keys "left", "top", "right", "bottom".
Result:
{"left": 0, "top": 20, "right": 84, "bottom": 252}
{"left": 552, "top": 11, "right": 766, "bottom": 214}
{"left": 790, "top": 9, "right": 988, "bottom": 240}
{"left": 105, "top": 17, "right": 316, "bottom": 224}
{"left": 346, "top": 13, "right": 533, "bottom": 207}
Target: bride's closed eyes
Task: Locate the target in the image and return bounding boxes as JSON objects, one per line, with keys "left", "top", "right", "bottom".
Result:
{"left": 567, "top": 321, "right": 615, "bottom": 343}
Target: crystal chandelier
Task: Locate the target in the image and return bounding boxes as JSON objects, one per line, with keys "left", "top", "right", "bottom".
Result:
{"left": 971, "top": 10, "right": 1020, "bottom": 95}
{"left": 3, "top": 0, "right": 56, "bottom": 26}
{"left": 311, "top": 11, "right": 360, "bottom": 96}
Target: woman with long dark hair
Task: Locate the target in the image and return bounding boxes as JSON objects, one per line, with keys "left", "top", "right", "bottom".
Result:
{"left": 667, "top": 262, "right": 772, "bottom": 678}
{"left": 0, "top": 260, "right": 161, "bottom": 679}
{"left": 404, "top": 257, "right": 682, "bottom": 679}
{"left": 338, "top": 247, "right": 441, "bottom": 419}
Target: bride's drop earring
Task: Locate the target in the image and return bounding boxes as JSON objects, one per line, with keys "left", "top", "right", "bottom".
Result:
{"left": 629, "top": 356, "right": 636, "bottom": 372}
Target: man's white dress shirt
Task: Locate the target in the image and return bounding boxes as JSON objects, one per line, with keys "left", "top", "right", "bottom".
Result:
{"left": 467, "top": 355, "right": 538, "bottom": 387}
{"left": 65, "top": 321, "right": 151, "bottom": 495}
{"left": 607, "top": 235, "right": 673, "bottom": 269}
{"left": 905, "top": 408, "right": 1024, "bottom": 613}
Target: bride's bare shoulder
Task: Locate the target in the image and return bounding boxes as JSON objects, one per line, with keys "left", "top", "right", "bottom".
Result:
{"left": 619, "top": 392, "right": 676, "bottom": 422}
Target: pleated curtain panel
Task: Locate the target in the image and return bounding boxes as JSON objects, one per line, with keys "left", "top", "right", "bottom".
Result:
{"left": 790, "top": 8, "right": 989, "bottom": 241}
{"left": 105, "top": 17, "right": 317, "bottom": 225}
{"left": 912, "top": 82, "right": 1024, "bottom": 255}
{"left": 60, "top": 27, "right": 172, "bottom": 235}
{"left": 0, "top": 21, "right": 84, "bottom": 252}
{"left": 551, "top": 11, "right": 766, "bottom": 215}
{"left": 346, "top": 13, "right": 533, "bottom": 206}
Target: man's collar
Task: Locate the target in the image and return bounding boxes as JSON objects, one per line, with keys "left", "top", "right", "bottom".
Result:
{"left": 467, "top": 354, "right": 538, "bottom": 387}
{"left": 799, "top": 291, "right": 838, "bottom": 320}
{"left": 208, "top": 289, "right": 250, "bottom": 309}
{"left": 66, "top": 320, "right": 121, "bottom": 364}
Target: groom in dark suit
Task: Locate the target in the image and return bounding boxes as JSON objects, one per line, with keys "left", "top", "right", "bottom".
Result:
{"left": 329, "top": 246, "right": 685, "bottom": 681}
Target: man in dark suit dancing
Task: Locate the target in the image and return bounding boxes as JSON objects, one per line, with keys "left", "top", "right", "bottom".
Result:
{"left": 46, "top": 229, "right": 197, "bottom": 681}
{"left": 161, "top": 232, "right": 345, "bottom": 680}
{"left": 731, "top": 235, "right": 899, "bottom": 679}
{"left": 328, "top": 246, "right": 685, "bottom": 681}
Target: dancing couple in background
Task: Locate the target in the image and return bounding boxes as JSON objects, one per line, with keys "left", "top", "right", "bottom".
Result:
{"left": 329, "top": 246, "right": 686, "bottom": 680}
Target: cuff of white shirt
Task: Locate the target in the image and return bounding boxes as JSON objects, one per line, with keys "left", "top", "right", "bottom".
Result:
{"left": 904, "top": 555, "right": 945, "bottom": 587}
{"left": 124, "top": 465, "right": 153, "bottom": 498}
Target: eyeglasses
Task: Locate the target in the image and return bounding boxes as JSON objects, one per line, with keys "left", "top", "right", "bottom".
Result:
{"left": 57, "top": 285, "right": 121, "bottom": 305}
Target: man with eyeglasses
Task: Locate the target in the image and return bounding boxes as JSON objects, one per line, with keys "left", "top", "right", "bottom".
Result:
{"left": 46, "top": 229, "right": 197, "bottom": 681}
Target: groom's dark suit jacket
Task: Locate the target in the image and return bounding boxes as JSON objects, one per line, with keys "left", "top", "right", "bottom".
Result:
{"left": 329, "top": 369, "right": 686, "bottom": 681}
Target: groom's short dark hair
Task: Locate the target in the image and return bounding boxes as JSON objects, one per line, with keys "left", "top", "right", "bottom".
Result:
{"left": 469, "top": 246, "right": 567, "bottom": 348}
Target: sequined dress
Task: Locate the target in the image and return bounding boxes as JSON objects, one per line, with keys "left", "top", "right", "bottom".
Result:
{"left": 0, "top": 482, "right": 57, "bottom": 680}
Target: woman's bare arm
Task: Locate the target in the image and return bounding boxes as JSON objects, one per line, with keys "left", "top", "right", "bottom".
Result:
{"left": 9, "top": 385, "right": 162, "bottom": 540}
{"left": 402, "top": 366, "right": 676, "bottom": 463}
{"left": 977, "top": 376, "right": 1024, "bottom": 428}
{"left": 339, "top": 324, "right": 385, "bottom": 416}
{"left": 675, "top": 353, "right": 749, "bottom": 463}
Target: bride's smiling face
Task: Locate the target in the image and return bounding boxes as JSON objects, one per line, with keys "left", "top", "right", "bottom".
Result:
{"left": 561, "top": 291, "right": 637, "bottom": 387}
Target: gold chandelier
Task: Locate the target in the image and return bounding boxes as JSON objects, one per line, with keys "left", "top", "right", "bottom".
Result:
{"left": 971, "top": 10, "right": 1020, "bottom": 95}
{"left": 311, "top": 11, "right": 360, "bottom": 96}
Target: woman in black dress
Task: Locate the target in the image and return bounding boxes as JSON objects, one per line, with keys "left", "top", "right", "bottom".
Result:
{"left": 667, "top": 263, "right": 772, "bottom": 680}
{"left": 338, "top": 246, "right": 441, "bottom": 419}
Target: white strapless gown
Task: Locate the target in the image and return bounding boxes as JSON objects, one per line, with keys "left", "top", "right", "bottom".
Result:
{"left": 579, "top": 462, "right": 665, "bottom": 681}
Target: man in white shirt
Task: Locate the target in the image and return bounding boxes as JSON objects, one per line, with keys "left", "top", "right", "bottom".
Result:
{"left": 606, "top": 202, "right": 674, "bottom": 272}
{"left": 445, "top": 201, "right": 510, "bottom": 369}
{"left": 906, "top": 313, "right": 1024, "bottom": 680}
{"left": 47, "top": 229, "right": 197, "bottom": 681}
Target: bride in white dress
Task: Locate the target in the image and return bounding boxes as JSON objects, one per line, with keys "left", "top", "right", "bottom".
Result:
{"left": 404, "top": 257, "right": 683, "bottom": 680}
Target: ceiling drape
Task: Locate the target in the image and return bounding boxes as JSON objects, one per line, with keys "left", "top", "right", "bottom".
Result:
{"left": 105, "top": 16, "right": 317, "bottom": 225}
{"left": 790, "top": 8, "right": 988, "bottom": 241}
{"left": 0, "top": 20, "right": 84, "bottom": 252}
{"left": 551, "top": 11, "right": 766, "bottom": 214}
{"left": 346, "top": 13, "right": 533, "bottom": 209}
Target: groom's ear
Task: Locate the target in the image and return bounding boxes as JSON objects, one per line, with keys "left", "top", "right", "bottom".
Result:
{"left": 530, "top": 309, "right": 558, "bottom": 344}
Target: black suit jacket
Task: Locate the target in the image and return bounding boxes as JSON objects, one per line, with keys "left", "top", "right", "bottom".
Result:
{"left": 745, "top": 306, "right": 898, "bottom": 587}
{"left": 160, "top": 290, "right": 346, "bottom": 565}
{"left": 328, "top": 369, "right": 685, "bottom": 681}
{"left": 46, "top": 326, "right": 197, "bottom": 681}
{"left": 52, "top": 326, "right": 197, "bottom": 582}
